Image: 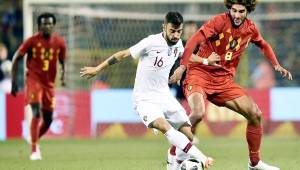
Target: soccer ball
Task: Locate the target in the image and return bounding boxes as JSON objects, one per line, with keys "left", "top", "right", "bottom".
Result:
{"left": 179, "top": 158, "right": 203, "bottom": 170}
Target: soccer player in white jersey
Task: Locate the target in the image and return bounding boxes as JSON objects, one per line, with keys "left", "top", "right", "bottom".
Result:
{"left": 80, "top": 11, "right": 213, "bottom": 169}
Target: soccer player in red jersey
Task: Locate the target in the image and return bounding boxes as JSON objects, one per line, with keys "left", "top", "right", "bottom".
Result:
{"left": 170, "top": 0, "right": 292, "bottom": 170}
{"left": 11, "top": 13, "right": 66, "bottom": 160}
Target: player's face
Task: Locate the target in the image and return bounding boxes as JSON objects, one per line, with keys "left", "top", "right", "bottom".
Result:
{"left": 39, "top": 17, "right": 55, "bottom": 37}
{"left": 229, "top": 4, "right": 248, "bottom": 27}
{"left": 163, "top": 23, "right": 183, "bottom": 45}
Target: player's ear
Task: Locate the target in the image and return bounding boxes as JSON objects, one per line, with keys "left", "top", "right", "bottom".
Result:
{"left": 162, "top": 23, "right": 166, "bottom": 32}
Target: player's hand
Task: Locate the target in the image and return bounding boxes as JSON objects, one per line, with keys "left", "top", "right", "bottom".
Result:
{"left": 61, "top": 78, "right": 66, "bottom": 87}
{"left": 207, "top": 52, "right": 221, "bottom": 67}
{"left": 169, "top": 65, "right": 186, "bottom": 84}
{"left": 60, "top": 71, "right": 66, "bottom": 87}
{"left": 274, "top": 65, "right": 293, "bottom": 80}
{"left": 80, "top": 66, "right": 99, "bottom": 79}
{"left": 10, "top": 81, "right": 18, "bottom": 97}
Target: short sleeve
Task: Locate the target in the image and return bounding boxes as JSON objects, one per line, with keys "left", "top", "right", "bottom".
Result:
{"left": 200, "top": 14, "right": 225, "bottom": 39}
{"left": 18, "top": 37, "right": 33, "bottom": 55}
{"left": 250, "top": 23, "right": 263, "bottom": 43}
{"left": 129, "top": 36, "right": 151, "bottom": 59}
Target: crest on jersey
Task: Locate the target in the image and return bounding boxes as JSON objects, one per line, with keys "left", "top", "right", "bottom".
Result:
{"left": 168, "top": 48, "right": 172, "bottom": 56}
{"left": 174, "top": 47, "right": 178, "bottom": 57}
{"left": 188, "top": 85, "right": 193, "bottom": 91}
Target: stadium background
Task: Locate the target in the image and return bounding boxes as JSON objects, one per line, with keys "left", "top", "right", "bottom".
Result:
{"left": 0, "top": 0, "right": 300, "bottom": 140}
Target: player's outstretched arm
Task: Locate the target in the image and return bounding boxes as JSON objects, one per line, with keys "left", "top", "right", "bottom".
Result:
{"left": 255, "top": 38, "right": 293, "bottom": 81}
{"left": 80, "top": 49, "right": 131, "bottom": 79}
{"left": 10, "top": 51, "right": 23, "bottom": 97}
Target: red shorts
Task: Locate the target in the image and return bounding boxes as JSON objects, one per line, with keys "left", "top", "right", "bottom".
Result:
{"left": 25, "top": 77, "right": 55, "bottom": 112}
{"left": 183, "top": 74, "right": 247, "bottom": 106}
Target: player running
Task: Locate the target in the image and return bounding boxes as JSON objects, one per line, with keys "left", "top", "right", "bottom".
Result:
{"left": 11, "top": 13, "right": 66, "bottom": 161}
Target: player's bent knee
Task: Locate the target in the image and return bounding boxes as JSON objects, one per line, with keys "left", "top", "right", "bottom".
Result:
{"left": 190, "top": 112, "right": 205, "bottom": 121}
{"left": 150, "top": 118, "right": 171, "bottom": 134}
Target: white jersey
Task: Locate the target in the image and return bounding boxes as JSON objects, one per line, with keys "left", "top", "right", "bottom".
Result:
{"left": 129, "top": 33, "right": 184, "bottom": 100}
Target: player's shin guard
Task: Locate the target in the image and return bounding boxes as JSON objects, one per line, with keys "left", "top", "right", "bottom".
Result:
{"left": 246, "top": 124, "right": 262, "bottom": 166}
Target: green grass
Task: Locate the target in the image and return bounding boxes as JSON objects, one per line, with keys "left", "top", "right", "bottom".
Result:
{"left": 0, "top": 136, "right": 299, "bottom": 170}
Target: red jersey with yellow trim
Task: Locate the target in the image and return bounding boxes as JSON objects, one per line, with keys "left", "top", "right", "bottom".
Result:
{"left": 18, "top": 32, "right": 66, "bottom": 87}
{"left": 181, "top": 12, "right": 279, "bottom": 77}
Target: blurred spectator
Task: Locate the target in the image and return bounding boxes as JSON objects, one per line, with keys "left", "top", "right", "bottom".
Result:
{"left": 0, "top": 43, "right": 7, "bottom": 81}
{"left": 1, "top": 1, "right": 23, "bottom": 60}
{"left": 182, "top": 21, "right": 198, "bottom": 45}
{"left": 0, "top": 43, "right": 12, "bottom": 92}
{"left": 251, "top": 59, "right": 276, "bottom": 90}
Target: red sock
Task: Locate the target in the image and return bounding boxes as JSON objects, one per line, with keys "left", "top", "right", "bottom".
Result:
{"left": 30, "top": 117, "right": 40, "bottom": 153}
{"left": 246, "top": 124, "right": 262, "bottom": 166}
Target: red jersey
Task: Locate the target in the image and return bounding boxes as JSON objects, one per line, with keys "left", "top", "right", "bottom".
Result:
{"left": 18, "top": 32, "right": 66, "bottom": 87}
{"left": 181, "top": 12, "right": 279, "bottom": 77}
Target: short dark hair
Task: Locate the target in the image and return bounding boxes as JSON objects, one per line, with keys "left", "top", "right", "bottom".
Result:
{"left": 164, "top": 11, "right": 183, "bottom": 27}
{"left": 37, "top": 13, "right": 56, "bottom": 26}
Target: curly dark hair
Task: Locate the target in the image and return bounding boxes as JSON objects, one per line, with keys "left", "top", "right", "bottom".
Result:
{"left": 224, "top": 0, "right": 257, "bottom": 13}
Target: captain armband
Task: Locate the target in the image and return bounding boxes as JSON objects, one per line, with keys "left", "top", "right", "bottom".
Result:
{"left": 107, "top": 56, "right": 118, "bottom": 65}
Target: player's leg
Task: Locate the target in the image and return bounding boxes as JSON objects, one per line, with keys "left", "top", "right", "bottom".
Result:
{"left": 225, "top": 96, "right": 262, "bottom": 163}
{"left": 163, "top": 96, "right": 213, "bottom": 169}
{"left": 184, "top": 84, "right": 207, "bottom": 134}
{"left": 135, "top": 99, "right": 212, "bottom": 168}
{"left": 38, "top": 109, "right": 53, "bottom": 138}
{"left": 39, "top": 89, "right": 54, "bottom": 138}
{"left": 24, "top": 104, "right": 33, "bottom": 143}
{"left": 30, "top": 104, "right": 41, "bottom": 150}
{"left": 224, "top": 96, "right": 279, "bottom": 170}
{"left": 25, "top": 79, "right": 42, "bottom": 160}
{"left": 187, "top": 92, "right": 206, "bottom": 134}
{"left": 151, "top": 118, "right": 212, "bottom": 168}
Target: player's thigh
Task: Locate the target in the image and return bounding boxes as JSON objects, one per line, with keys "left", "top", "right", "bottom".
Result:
{"left": 25, "top": 79, "right": 42, "bottom": 105}
{"left": 209, "top": 81, "right": 246, "bottom": 106}
{"left": 224, "top": 95, "right": 261, "bottom": 119}
{"left": 164, "top": 96, "right": 191, "bottom": 130}
{"left": 42, "top": 87, "right": 55, "bottom": 112}
{"left": 134, "top": 100, "right": 165, "bottom": 128}
{"left": 184, "top": 84, "right": 206, "bottom": 114}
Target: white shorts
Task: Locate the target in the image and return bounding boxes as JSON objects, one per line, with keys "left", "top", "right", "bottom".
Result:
{"left": 133, "top": 95, "right": 191, "bottom": 130}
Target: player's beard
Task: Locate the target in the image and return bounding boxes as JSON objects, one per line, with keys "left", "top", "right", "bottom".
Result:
{"left": 167, "top": 37, "right": 179, "bottom": 46}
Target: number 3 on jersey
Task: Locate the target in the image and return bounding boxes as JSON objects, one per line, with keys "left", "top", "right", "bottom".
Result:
{"left": 42, "top": 60, "right": 49, "bottom": 71}
{"left": 154, "top": 56, "right": 163, "bottom": 67}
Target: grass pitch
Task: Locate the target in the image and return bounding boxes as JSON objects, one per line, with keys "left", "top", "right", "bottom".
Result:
{"left": 0, "top": 136, "right": 299, "bottom": 170}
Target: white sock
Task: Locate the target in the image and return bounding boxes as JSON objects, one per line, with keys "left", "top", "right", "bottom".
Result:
{"left": 176, "top": 148, "right": 189, "bottom": 162}
{"left": 164, "top": 128, "right": 190, "bottom": 150}
{"left": 164, "top": 128, "right": 207, "bottom": 163}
